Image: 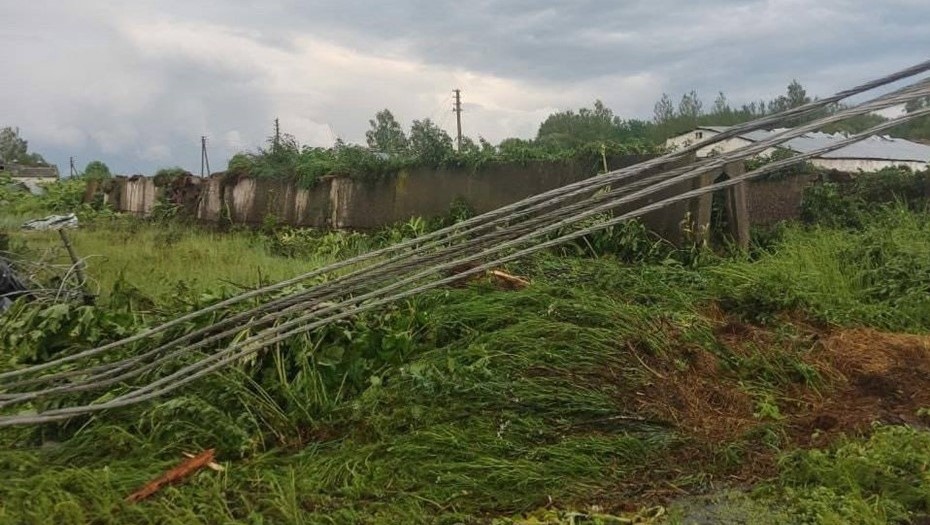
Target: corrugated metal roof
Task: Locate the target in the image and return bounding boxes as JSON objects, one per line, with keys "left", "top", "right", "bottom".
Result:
{"left": 703, "top": 126, "right": 930, "bottom": 162}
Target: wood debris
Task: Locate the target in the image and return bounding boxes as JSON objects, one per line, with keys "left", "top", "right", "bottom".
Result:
{"left": 182, "top": 451, "right": 225, "bottom": 472}
{"left": 126, "top": 449, "right": 217, "bottom": 503}
{"left": 488, "top": 270, "right": 530, "bottom": 290}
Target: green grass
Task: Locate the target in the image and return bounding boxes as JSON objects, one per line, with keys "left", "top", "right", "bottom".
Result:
{"left": 4, "top": 202, "right": 930, "bottom": 523}
{"left": 713, "top": 205, "right": 930, "bottom": 332}
{"left": 769, "top": 425, "right": 930, "bottom": 524}
{"left": 0, "top": 272, "right": 693, "bottom": 524}
{"left": 7, "top": 220, "right": 335, "bottom": 302}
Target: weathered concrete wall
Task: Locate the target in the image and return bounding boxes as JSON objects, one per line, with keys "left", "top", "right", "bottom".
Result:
{"left": 105, "top": 176, "right": 162, "bottom": 215}
{"left": 192, "top": 175, "right": 333, "bottom": 226}
{"left": 745, "top": 174, "right": 817, "bottom": 226}
{"left": 105, "top": 156, "right": 723, "bottom": 242}
{"left": 599, "top": 155, "right": 709, "bottom": 243}
{"left": 322, "top": 158, "right": 648, "bottom": 230}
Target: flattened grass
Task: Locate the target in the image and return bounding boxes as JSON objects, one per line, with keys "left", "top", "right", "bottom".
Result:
{"left": 4, "top": 207, "right": 930, "bottom": 523}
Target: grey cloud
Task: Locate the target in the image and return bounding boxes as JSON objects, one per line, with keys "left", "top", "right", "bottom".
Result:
{"left": 1, "top": 0, "right": 928, "bottom": 174}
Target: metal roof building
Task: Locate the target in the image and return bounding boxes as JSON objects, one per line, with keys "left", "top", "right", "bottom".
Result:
{"left": 667, "top": 126, "right": 930, "bottom": 173}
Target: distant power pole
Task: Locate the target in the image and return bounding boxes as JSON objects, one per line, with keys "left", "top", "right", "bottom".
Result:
{"left": 453, "top": 89, "right": 463, "bottom": 151}
{"left": 273, "top": 117, "right": 281, "bottom": 153}
{"left": 200, "top": 136, "right": 211, "bottom": 177}
{"left": 69, "top": 157, "right": 78, "bottom": 177}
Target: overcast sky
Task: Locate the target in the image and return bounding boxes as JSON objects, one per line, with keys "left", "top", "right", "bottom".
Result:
{"left": 2, "top": 0, "right": 928, "bottom": 174}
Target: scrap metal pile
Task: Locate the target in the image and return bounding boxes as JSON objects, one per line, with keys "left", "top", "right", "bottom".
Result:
{"left": 3, "top": 61, "right": 930, "bottom": 427}
{"left": 1, "top": 213, "right": 86, "bottom": 312}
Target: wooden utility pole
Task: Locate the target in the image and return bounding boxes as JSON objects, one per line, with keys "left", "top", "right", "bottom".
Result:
{"left": 200, "top": 136, "right": 211, "bottom": 177}
{"left": 273, "top": 118, "right": 281, "bottom": 153}
{"left": 453, "top": 89, "right": 463, "bottom": 151}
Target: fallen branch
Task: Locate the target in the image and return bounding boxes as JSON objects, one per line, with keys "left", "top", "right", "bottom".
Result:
{"left": 126, "top": 449, "right": 216, "bottom": 503}
{"left": 487, "top": 270, "right": 530, "bottom": 290}
{"left": 181, "top": 451, "right": 225, "bottom": 472}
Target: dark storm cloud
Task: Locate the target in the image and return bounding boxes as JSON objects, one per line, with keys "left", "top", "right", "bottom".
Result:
{"left": 262, "top": 0, "right": 929, "bottom": 84}
{"left": 1, "top": 0, "right": 928, "bottom": 174}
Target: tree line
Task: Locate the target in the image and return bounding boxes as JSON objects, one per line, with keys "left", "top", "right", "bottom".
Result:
{"left": 5, "top": 78, "right": 930, "bottom": 186}
{"left": 359, "top": 78, "right": 924, "bottom": 164}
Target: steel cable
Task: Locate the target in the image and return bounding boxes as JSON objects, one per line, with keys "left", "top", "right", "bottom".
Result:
{"left": 2, "top": 62, "right": 930, "bottom": 425}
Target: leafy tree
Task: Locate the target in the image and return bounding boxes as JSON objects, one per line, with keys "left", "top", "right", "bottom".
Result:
{"left": 739, "top": 100, "right": 767, "bottom": 118}
{"left": 498, "top": 138, "right": 534, "bottom": 152}
{"left": 891, "top": 96, "right": 930, "bottom": 141}
{"left": 822, "top": 107, "right": 888, "bottom": 135}
{"left": 458, "top": 136, "right": 480, "bottom": 155}
{"left": 153, "top": 166, "right": 189, "bottom": 185}
{"left": 537, "top": 100, "right": 649, "bottom": 150}
{"left": 786, "top": 80, "right": 810, "bottom": 108}
{"left": 478, "top": 137, "right": 496, "bottom": 154}
{"left": 653, "top": 94, "right": 675, "bottom": 124}
{"left": 409, "top": 119, "right": 454, "bottom": 165}
{"left": 537, "top": 100, "right": 615, "bottom": 149}
{"left": 0, "top": 127, "right": 46, "bottom": 165}
{"left": 83, "top": 161, "right": 112, "bottom": 180}
{"left": 712, "top": 92, "right": 730, "bottom": 116}
{"left": 365, "top": 109, "right": 409, "bottom": 154}
{"left": 768, "top": 80, "right": 811, "bottom": 114}
{"left": 678, "top": 90, "right": 703, "bottom": 121}
{"left": 649, "top": 81, "right": 820, "bottom": 142}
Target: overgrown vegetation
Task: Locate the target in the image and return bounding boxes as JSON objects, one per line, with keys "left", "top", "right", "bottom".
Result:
{"left": 0, "top": 174, "right": 90, "bottom": 227}
{"left": 2, "top": 170, "right": 930, "bottom": 523}
{"left": 800, "top": 166, "right": 930, "bottom": 227}
{"left": 228, "top": 116, "right": 655, "bottom": 188}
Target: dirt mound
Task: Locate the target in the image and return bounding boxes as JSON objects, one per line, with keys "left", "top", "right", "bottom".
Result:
{"left": 637, "top": 324, "right": 930, "bottom": 447}
{"left": 610, "top": 323, "right": 930, "bottom": 507}
{"left": 638, "top": 347, "right": 756, "bottom": 442}
{"left": 794, "top": 328, "right": 930, "bottom": 445}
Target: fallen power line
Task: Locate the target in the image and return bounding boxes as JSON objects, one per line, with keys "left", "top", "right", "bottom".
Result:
{"left": 2, "top": 60, "right": 930, "bottom": 426}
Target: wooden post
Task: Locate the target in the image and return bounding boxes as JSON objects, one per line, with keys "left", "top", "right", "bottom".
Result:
{"left": 58, "top": 229, "right": 93, "bottom": 304}
{"left": 723, "top": 161, "right": 751, "bottom": 249}
{"left": 690, "top": 170, "right": 715, "bottom": 245}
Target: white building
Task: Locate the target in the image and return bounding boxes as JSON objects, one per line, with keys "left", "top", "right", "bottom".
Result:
{"left": 666, "top": 126, "right": 930, "bottom": 172}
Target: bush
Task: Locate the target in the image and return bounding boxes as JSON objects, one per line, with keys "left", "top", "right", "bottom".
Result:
{"left": 82, "top": 160, "right": 112, "bottom": 181}
{"left": 801, "top": 167, "right": 930, "bottom": 228}
{"left": 714, "top": 206, "right": 930, "bottom": 330}
{"left": 152, "top": 166, "right": 189, "bottom": 186}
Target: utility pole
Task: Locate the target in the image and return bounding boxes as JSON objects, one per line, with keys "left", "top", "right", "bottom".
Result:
{"left": 273, "top": 117, "right": 281, "bottom": 154}
{"left": 69, "top": 157, "right": 78, "bottom": 177}
{"left": 201, "top": 136, "right": 211, "bottom": 177}
{"left": 453, "top": 89, "right": 463, "bottom": 151}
